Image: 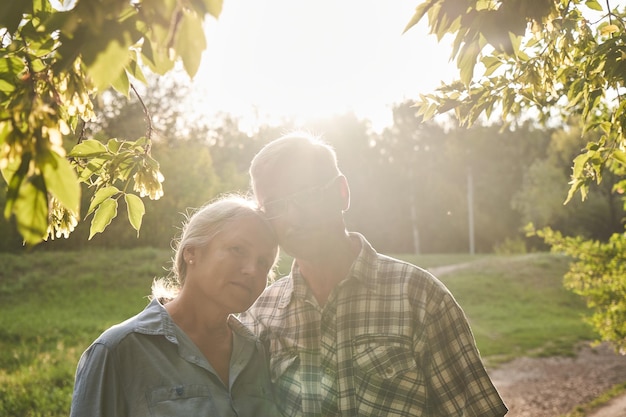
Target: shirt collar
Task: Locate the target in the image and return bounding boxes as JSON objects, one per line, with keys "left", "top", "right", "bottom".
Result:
{"left": 279, "top": 232, "right": 379, "bottom": 308}
{"left": 129, "top": 298, "right": 179, "bottom": 344}
{"left": 228, "top": 314, "right": 259, "bottom": 341}
{"left": 133, "top": 298, "right": 257, "bottom": 344}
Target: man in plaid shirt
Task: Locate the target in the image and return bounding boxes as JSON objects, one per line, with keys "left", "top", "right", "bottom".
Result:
{"left": 240, "top": 132, "right": 508, "bottom": 417}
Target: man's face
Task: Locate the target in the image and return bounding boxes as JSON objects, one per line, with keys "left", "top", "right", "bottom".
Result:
{"left": 254, "top": 168, "right": 342, "bottom": 260}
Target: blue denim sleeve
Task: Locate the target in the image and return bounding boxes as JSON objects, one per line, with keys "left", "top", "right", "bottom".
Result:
{"left": 70, "top": 342, "right": 125, "bottom": 417}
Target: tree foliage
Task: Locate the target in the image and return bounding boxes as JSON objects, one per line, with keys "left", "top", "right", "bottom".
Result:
{"left": 0, "top": 0, "right": 222, "bottom": 245}
{"left": 407, "top": 0, "right": 626, "bottom": 350}
{"left": 408, "top": 0, "right": 626, "bottom": 203}
{"left": 533, "top": 227, "right": 626, "bottom": 353}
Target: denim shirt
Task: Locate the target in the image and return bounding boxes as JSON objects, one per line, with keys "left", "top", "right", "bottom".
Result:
{"left": 70, "top": 298, "right": 279, "bottom": 417}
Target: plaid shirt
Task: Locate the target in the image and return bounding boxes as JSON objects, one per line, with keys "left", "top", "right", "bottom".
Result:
{"left": 240, "top": 233, "right": 508, "bottom": 417}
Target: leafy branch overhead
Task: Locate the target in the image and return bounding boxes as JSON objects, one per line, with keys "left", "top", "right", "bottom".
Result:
{"left": 0, "top": 0, "right": 222, "bottom": 245}
{"left": 406, "top": 0, "right": 626, "bottom": 205}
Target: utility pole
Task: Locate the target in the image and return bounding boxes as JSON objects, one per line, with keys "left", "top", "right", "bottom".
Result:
{"left": 409, "top": 165, "right": 420, "bottom": 254}
{"left": 467, "top": 165, "right": 475, "bottom": 255}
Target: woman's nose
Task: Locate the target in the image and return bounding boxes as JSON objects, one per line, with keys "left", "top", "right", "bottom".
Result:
{"left": 241, "top": 257, "right": 259, "bottom": 275}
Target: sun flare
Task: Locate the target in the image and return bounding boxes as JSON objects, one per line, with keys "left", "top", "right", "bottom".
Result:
{"left": 188, "top": 0, "right": 458, "bottom": 131}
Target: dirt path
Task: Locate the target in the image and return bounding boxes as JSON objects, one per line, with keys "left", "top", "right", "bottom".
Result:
{"left": 587, "top": 393, "right": 626, "bottom": 417}
{"left": 429, "top": 263, "right": 626, "bottom": 417}
{"left": 488, "top": 342, "right": 626, "bottom": 417}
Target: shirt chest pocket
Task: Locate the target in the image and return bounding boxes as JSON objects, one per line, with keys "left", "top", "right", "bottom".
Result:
{"left": 352, "top": 336, "right": 417, "bottom": 379}
{"left": 269, "top": 353, "right": 301, "bottom": 417}
{"left": 147, "top": 384, "right": 217, "bottom": 416}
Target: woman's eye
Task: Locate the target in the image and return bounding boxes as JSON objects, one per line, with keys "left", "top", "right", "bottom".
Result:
{"left": 230, "top": 246, "right": 244, "bottom": 255}
{"left": 258, "top": 258, "right": 270, "bottom": 271}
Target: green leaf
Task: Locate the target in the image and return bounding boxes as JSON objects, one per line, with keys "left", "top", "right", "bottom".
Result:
{"left": 125, "top": 193, "right": 145, "bottom": 234}
{"left": 203, "top": 0, "right": 223, "bottom": 18}
{"left": 0, "top": 57, "right": 26, "bottom": 81}
{"left": 69, "top": 139, "right": 108, "bottom": 158}
{"left": 39, "top": 150, "right": 81, "bottom": 215}
{"left": 190, "top": 0, "right": 223, "bottom": 18}
{"left": 481, "top": 56, "right": 503, "bottom": 77}
{"left": 110, "top": 69, "right": 131, "bottom": 97}
{"left": 133, "top": 136, "right": 148, "bottom": 148}
{"left": 3, "top": 154, "right": 30, "bottom": 219}
{"left": 175, "top": 9, "right": 207, "bottom": 78}
{"left": 612, "top": 150, "right": 626, "bottom": 166}
{"left": 85, "top": 36, "right": 132, "bottom": 91}
{"left": 0, "top": 121, "right": 10, "bottom": 148}
{"left": 403, "top": 2, "right": 433, "bottom": 34}
{"left": 141, "top": 38, "right": 175, "bottom": 75}
{"left": 13, "top": 174, "right": 49, "bottom": 246}
{"left": 127, "top": 56, "right": 148, "bottom": 84}
{"left": 571, "top": 152, "right": 589, "bottom": 180}
{"left": 107, "top": 138, "right": 123, "bottom": 153}
{"left": 510, "top": 33, "right": 527, "bottom": 60}
{"left": 600, "top": 24, "right": 619, "bottom": 36}
{"left": 458, "top": 38, "right": 480, "bottom": 86}
{"left": 141, "top": 38, "right": 156, "bottom": 68}
{"left": 87, "top": 186, "right": 120, "bottom": 216}
{"left": 565, "top": 178, "right": 584, "bottom": 204}
{"left": 585, "top": 0, "right": 603, "bottom": 11}
{"left": 77, "top": 157, "right": 108, "bottom": 182}
{"left": 0, "top": 79, "right": 15, "bottom": 93}
{"left": 89, "top": 197, "right": 118, "bottom": 239}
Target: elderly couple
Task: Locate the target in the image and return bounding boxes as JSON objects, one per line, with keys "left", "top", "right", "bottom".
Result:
{"left": 70, "top": 132, "right": 508, "bottom": 417}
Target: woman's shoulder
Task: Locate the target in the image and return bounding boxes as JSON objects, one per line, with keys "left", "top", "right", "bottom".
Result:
{"left": 92, "top": 299, "right": 164, "bottom": 348}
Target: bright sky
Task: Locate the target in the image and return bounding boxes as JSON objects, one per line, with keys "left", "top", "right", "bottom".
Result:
{"left": 189, "top": 0, "right": 459, "bottom": 131}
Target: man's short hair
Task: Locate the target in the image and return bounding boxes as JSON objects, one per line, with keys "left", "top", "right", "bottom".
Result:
{"left": 250, "top": 131, "right": 341, "bottom": 193}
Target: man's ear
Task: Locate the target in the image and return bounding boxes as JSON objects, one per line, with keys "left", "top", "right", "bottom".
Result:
{"left": 338, "top": 175, "right": 350, "bottom": 212}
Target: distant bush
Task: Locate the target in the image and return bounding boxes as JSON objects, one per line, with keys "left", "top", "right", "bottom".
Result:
{"left": 493, "top": 237, "right": 528, "bottom": 255}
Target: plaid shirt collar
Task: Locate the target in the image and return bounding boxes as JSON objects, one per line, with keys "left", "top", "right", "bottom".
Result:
{"left": 277, "top": 232, "right": 380, "bottom": 308}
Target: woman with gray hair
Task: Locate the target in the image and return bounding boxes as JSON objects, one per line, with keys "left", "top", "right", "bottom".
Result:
{"left": 70, "top": 195, "right": 280, "bottom": 417}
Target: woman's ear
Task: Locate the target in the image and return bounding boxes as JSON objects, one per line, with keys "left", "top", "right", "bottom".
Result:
{"left": 183, "top": 247, "right": 196, "bottom": 264}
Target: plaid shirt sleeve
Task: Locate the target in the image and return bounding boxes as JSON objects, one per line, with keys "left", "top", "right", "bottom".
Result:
{"left": 417, "top": 281, "right": 508, "bottom": 416}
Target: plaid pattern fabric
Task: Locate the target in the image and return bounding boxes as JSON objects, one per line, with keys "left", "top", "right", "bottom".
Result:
{"left": 240, "top": 233, "right": 508, "bottom": 417}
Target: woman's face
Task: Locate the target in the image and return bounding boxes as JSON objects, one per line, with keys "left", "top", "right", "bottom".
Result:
{"left": 185, "top": 214, "right": 277, "bottom": 314}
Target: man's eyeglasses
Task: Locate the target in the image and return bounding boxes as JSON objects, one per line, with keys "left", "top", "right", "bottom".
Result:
{"left": 259, "top": 175, "right": 341, "bottom": 220}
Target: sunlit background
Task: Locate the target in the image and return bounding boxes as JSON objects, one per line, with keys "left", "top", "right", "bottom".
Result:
{"left": 3, "top": 5, "right": 626, "bottom": 416}
{"left": 187, "top": 0, "right": 457, "bottom": 132}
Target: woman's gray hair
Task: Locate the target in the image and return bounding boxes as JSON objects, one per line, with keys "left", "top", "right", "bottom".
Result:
{"left": 151, "top": 194, "right": 277, "bottom": 302}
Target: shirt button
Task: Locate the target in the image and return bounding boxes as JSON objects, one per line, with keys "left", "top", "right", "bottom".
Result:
{"left": 385, "top": 366, "right": 395, "bottom": 377}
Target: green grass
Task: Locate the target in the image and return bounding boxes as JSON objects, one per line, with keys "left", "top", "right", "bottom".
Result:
{"left": 401, "top": 253, "right": 596, "bottom": 363}
{"left": 559, "top": 382, "right": 626, "bottom": 417}
{"left": 393, "top": 253, "right": 494, "bottom": 269}
{"left": 0, "top": 248, "right": 171, "bottom": 417}
{"left": 0, "top": 250, "right": 597, "bottom": 416}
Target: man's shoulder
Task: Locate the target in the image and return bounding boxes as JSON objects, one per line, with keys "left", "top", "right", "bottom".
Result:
{"left": 369, "top": 252, "right": 451, "bottom": 294}
{"left": 256, "top": 275, "right": 292, "bottom": 301}
{"left": 354, "top": 232, "right": 434, "bottom": 279}
{"left": 374, "top": 252, "right": 433, "bottom": 278}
